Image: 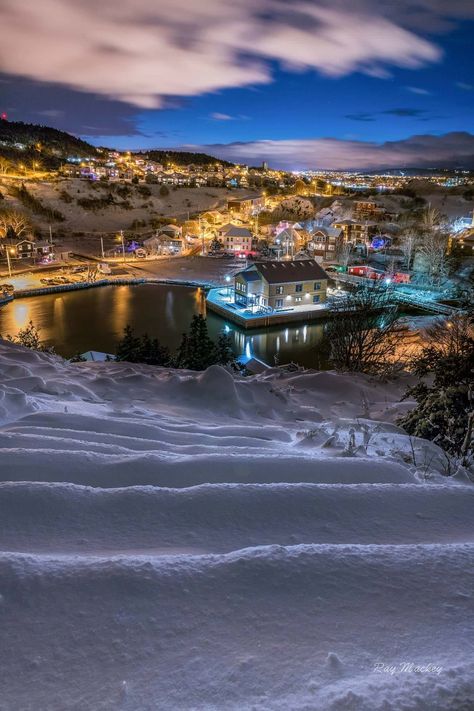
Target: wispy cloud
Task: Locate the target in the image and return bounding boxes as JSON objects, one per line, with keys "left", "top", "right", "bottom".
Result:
{"left": 210, "top": 113, "right": 234, "bottom": 121}
{"left": 406, "top": 86, "right": 431, "bottom": 95}
{"left": 456, "top": 81, "right": 473, "bottom": 91}
{"left": 197, "top": 132, "right": 474, "bottom": 170}
{"left": 1, "top": 0, "right": 470, "bottom": 108}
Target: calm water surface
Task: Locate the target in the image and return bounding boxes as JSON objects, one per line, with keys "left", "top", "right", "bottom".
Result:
{"left": 0, "top": 284, "right": 329, "bottom": 368}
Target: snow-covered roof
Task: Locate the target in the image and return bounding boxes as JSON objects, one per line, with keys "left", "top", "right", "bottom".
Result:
{"left": 80, "top": 351, "right": 116, "bottom": 362}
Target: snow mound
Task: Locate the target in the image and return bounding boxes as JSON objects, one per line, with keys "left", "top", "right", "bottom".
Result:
{"left": 0, "top": 340, "right": 472, "bottom": 710}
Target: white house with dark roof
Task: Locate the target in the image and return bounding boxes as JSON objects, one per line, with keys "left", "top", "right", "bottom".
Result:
{"left": 234, "top": 259, "right": 328, "bottom": 310}
{"left": 218, "top": 223, "right": 254, "bottom": 254}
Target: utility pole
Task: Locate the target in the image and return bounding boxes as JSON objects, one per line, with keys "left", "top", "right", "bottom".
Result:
{"left": 120, "top": 230, "right": 125, "bottom": 262}
{"left": 100, "top": 236, "right": 104, "bottom": 259}
{"left": 49, "top": 225, "right": 53, "bottom": 245}
{"left": 6, "top": 248, "right": 12, "bottom": 278}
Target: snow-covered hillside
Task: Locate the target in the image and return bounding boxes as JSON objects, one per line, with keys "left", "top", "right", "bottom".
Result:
{"left": 0, "top": 340, "right": 473, "bottom": 711}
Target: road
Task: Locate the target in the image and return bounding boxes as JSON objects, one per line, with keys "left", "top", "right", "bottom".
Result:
{"left": 126, "top": 255, "right": 245, "bottom": 286}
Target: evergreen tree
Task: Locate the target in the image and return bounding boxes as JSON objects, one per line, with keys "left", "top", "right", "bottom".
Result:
{"left": 116, "top": 325, "right": 141, "bottom": 362}
{"left": 138, "top": 333, "right": 170, "bottom": 366}
{"left": 174, "top": 315, "right": 217, "bottom": 370}
{"left": 216, "top": 331, "right": 234, "bottom": 365}
{"left": 5, "top": 320, "right": 54, "bottom": 353}
{"left": 174, "top": 333, "right": 189, "bottom": 369}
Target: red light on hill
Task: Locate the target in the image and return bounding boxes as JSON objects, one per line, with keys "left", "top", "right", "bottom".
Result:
{"left": 1, "top": 113, "right": 7, "bottom": 120}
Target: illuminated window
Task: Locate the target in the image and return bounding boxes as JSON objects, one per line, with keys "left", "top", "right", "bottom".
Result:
{"left": 313, "top": 282, "right": 321, "bottom": 290}
{"left": 275, "top": 299, "right": 283, "bottom": 308}
{"left": 313, "top": 295, "right": 320, "bottom": 303}
{"left": 276, "top": 285, "right": 284, "bottom": 294}
{"left": 295, "top": 296, "right": 302, "bottom": 303}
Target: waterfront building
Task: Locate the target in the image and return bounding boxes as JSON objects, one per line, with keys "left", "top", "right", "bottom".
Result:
{"left": 234, "top": 259, "right": 328, "bottom": 310}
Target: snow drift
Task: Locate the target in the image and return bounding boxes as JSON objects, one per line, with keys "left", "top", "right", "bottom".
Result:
{"left": 0, "top": 340, "right": 473, "bottom": 710}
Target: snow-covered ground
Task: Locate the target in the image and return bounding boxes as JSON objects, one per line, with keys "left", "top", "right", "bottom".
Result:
{"left": 0, "top": 340, "right": 473, "bottom": 711}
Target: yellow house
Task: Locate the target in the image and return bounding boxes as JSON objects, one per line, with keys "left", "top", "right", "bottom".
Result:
{"left": 234, "top": 260, "right": 328, "bottom": 311}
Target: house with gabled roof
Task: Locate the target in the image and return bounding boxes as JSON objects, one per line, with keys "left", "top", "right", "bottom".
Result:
{"left": 217, "top": 223, "right": 254, "bottom": 254}
{"left": 308, "top": 225, "right": 343, "bottom": 261}
{"left": 234, "top": 259, "right": 328, "bottom": 311}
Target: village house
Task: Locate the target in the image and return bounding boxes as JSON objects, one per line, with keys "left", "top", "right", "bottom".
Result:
{"left": 160, "top": 224, "right": 182, "bottom": 239}
{"left": 34, "top": 240, "right": 54, "bottom": 260}
{"left": 227, "top": 194, "right": 265, "bottom": 217}
{"left": 219, "top": 224, "right": 254, "bottom": 255}
{"left": 333, "top": 219, "right": 377, "bottom": 245}
{"left": 220, "top": 225, "right": 253, "bottom": 254}
{"left": 1, "top": 237, "right": 36, "bottom": 259}
{"left": 234, "top": 259, "right": 328, "bottom": 311}
{"left": 308, "top": 226, "right": 342, "bottom": 261}
{"left": 450, "top": 228, "right": 474, "bottom": 257}
{"left": 352, "top": 200, "right": 387, "bottom": 221}
{"left": 202, "top": 210, "right": 224, "bottom": 226}
{"left": 143, "top": 232, "right": 184, "bottom": 255}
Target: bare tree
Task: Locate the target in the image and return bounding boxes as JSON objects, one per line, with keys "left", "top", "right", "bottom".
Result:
{"left": 325, "top": 284, "right": 404, "bottom": 375}
{"left": 0, "top": 158, "right": 11, "bottom": 176}
{"left": 416, "top": 230, "right": 450, "bottom": 286}
{"left": 419, "top": 206, "right": 444, "bottom": 233}
{"left": 0, "top": 210, "right": 31, "bottom": 240}
{"left": 399, "top": 229, "right": 418, "bottom": 270}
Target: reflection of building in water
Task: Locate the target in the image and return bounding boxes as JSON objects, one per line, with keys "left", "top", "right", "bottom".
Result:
{"left": 194, "top": 287, "right": 206, "bottom": 316}
{"left": 53, "top": 296, "right": 66, "bottom": 341}
{"left": 110, "top": 285, "right": 133, "bottom": 334}
{"left": 201, "top": 315, "right": 328, "bottom": 369}
{"left": 11, "top": 302, "right": 30, "bottom": 330}
{"left": 165, "top": 290, "right": 174, "bottom": 323}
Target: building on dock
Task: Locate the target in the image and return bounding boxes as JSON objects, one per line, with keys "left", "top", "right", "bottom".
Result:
{"left": 234, "top": 259, "right": 329, "bottom": 311}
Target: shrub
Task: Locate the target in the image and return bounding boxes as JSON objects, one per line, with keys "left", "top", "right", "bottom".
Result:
{"left": 4, "top": 321, "right": 54, "bottom": 353}
{"left": 398, "top": 313, "right": 474, "bottom": 461}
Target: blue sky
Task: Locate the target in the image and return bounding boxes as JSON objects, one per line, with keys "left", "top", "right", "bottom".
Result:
{"left": 0, "top": 1, "right": 473, "bottom": 169}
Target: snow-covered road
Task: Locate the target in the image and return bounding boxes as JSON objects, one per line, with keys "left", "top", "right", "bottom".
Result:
{"left": 0, "top": 341, "right": 473, "bottom": 710}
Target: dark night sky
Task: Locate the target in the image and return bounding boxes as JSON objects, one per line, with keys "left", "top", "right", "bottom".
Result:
{"left": 0, "top": 0, "right": 473, "bottom": 169}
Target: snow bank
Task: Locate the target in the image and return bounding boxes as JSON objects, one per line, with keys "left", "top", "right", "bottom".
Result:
{"left": 0, "top": 340, "right": 472, "bottom": 710}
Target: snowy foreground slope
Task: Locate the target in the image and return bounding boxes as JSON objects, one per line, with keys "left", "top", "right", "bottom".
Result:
{"left": 0, "top": 341, "right": 473, "bottom": 711}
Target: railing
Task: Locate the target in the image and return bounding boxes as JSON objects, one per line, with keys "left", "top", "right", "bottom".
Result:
{"left": 331, "top": 272, "right": 459, "bottom": 315}
{"left": 391, "top": 292, "right": 459, "bottom": 315}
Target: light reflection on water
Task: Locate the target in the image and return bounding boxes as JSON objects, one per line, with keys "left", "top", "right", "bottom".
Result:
{"left": 0, "top": 284, "right": 328, "bottom": 368}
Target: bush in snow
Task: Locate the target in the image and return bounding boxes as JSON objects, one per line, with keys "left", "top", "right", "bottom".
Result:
{"left": 115, "top": 317, "right": 236, "bottom": 371}
{"left": 116, "top": 325, "right": 171, "bottom": 366}
{"left": 398, "top": 312, "right": 474, "bottom": 462}
{"left": 3, "top": 320, "right": 54, "bottom": 353}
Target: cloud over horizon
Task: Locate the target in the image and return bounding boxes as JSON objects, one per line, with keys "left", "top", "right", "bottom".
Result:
{"left": 196, "top": 132, "right": 474, "bottom": 170}
{"left": 0, "top": 1, "right": 472, "bottom": 109}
